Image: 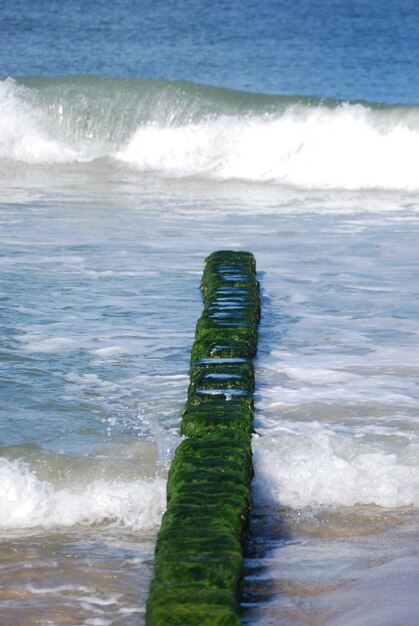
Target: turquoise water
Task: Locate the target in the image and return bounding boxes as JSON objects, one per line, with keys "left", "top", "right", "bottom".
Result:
{"left": 1, "top": 2, "right": 419, "bottom": 625}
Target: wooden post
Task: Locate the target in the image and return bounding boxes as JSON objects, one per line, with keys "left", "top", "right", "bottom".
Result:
{"left": 146, "top": 251, "right": 260, "bottom": 626}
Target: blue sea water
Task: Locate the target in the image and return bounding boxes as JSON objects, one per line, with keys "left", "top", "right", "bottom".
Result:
{"left": 2, "top": 0, "right": 419, "bottom": 103}
{"left": 1, "top": 1, "right": 419, "bottom": 625}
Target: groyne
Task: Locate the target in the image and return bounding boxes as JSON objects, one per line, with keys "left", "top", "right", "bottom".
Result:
{"left": 146, "top": 250, "right": 260, "bottom": 626}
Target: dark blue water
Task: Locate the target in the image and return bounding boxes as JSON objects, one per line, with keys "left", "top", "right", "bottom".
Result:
{"left": 2, "top": 0, "right": 419, "bottom": 103}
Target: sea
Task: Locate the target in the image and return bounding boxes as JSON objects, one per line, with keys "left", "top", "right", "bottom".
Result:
{"left": 1, "top": 1, "right": 418, "bottom": 624}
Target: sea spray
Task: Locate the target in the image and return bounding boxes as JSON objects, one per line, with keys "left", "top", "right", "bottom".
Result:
{"left": 0, "top": 457, "right": 166, "bottom": 531}
{"left": 252, "top": 426, "right": 418, "bottom": 509}
{"left": 2, "top": 77, "right": 419, "bottom": 190}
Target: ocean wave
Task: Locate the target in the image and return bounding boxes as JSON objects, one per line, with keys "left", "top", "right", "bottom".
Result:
{"left": 0, "top": 457, "right": 166, "bottom": 531}
{"left": 252, "top": 422, "right": 419, "bottom": 509}
{"left": 1, "top": 76, "right": 419, "bottom": 190}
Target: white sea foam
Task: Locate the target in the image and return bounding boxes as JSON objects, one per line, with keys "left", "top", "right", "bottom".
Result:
{"left": 2, "top": 77, "right": 419, "bottom": 190}
{"left": 116, "top": 105, "right": 419, "bottom": 190}
{"left": 91, "top": 346, "right": 131, "bottom": 357}
{"left": 252, "top": 422, "right": 419, "bottom": 509}
{"left": 0, "top": 78, "right": 78, "bottom": 163}
{"left": 19, "top": 336, "right": 76, "bottom": 353}
{"left": 0, "top": 458, "right": 166, "bottom": 531}
{"left": 27, "top": 584, "right": 96, "bottom": 595}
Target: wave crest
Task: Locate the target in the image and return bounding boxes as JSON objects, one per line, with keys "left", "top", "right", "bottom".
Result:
{"left": 0, "top": 458, "right": 166, "bottom": 531}
{"left": 252, "top": 424, "right": 418, "bottom": 509}
{"left": 1, "top": 76, "right": 419, "bottom": 190}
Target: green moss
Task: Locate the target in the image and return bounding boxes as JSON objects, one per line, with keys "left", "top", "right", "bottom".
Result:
{"left": 190, "top": 338, "right": 255, "bottom": 362}
{"left": 181, "top": 412, "right": 253, "bottom": 439}
{"left": 147, "top": 585, "right": 242, "bottom": 626}
{"left": 146, "top": 251, "right": 260, "bottom": 626}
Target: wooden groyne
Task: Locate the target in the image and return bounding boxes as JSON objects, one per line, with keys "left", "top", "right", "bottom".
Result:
{"left": 146, "top": 251, "right": 260, "bottom": 626}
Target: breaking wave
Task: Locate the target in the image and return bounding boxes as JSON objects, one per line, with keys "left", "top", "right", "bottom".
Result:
{"left": 1, "top": 75, "right": 419, "bottom": 190}
{"left": 0, "top": 457, "right": 166, "bottom": 531}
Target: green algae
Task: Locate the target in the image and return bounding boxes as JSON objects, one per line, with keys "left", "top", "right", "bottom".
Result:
{"left": 147, "top": 586, "right": 242, "bottom": 626}
{"left": 146, "top": 251, "right": 260, "bottom": 626}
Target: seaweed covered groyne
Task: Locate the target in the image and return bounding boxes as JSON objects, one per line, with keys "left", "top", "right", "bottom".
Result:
{"left": 146, "top": 251, "right": 260, "bottom": 626}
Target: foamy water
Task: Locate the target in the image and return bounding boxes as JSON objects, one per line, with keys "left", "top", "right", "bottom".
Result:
{"left": 1, "top": 75, "right": 419, "bottom": 626}
{"left": 117, "top": 105, "right": 419, "bottom": 189}
{"left": 2, "top": 77, "right": 419, "bottom": 190}
{"left": 253, "top": 426, "right": 417, "bottom": 509}
{"left": 0, "top": 458, "right": 166, "bottom": 531}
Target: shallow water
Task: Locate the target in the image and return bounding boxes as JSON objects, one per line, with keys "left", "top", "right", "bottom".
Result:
{"left": 1, "top": 170, "right": 418, "bottom": 623}
{"left": 0, "top": 527, "right": 155, "bottom": 626}
{"left": 243, "top": 506, "right": 418, "bottom": 626}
